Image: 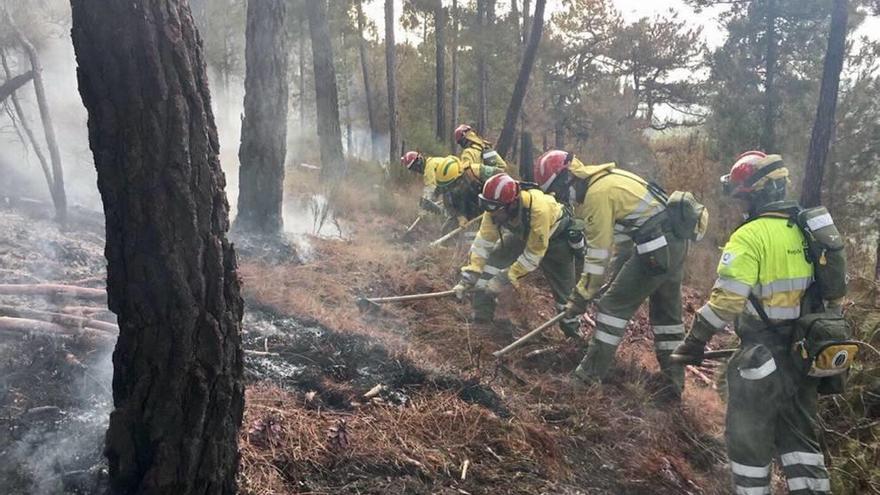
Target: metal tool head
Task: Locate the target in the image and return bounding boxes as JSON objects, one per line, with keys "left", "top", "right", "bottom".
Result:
{"left": 355, "top": 297, "right": 380, "bottom": 313}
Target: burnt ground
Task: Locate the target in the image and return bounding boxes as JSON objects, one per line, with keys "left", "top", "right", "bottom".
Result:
{"left": 0, "top": 185, "right": 733, "bottom": 495}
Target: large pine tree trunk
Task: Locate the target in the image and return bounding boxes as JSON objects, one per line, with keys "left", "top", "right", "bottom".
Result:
{"left": 385, "top": 0, "right": 400, "bottom": 170}
{"left": 434, "top": 0, "right": 446, "bottom": 141}
{"left": 450, "top": 0, "right": 459, "bottom": 153}
{"left": 495, "top": 0, "right": 545, "bottom": 158}
{"left": 306, "top": 0, "right": 345, "bottom": 179}
{"left": 299, "top": 12, "right": 307, "bottom": 129}
{"left": 69, "top": 1, "right": 245, "bottom": 493}
{"left": 356, "top": 0, "right": 379, "bottom": 160}
{"left": 760, "top": 0, "right": 778, "bottom": 151}
{"left": 801, "top": 0, "right": 848, "bottom": 208}
{"left": 236, "top": 0, "right": 289, "bottom": 235}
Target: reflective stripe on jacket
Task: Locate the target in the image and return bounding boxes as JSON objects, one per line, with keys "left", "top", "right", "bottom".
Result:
{"left": 463, "top": 189, "right": 564, "bottom": 284}
{"left": 461, "top": 143, "right": 508, "bottom": 172}
{"left": 567, "top": 159, "right": 665, "bottom": 299}
{"left": 698, "top": 213, "right": 814, "bottom": 331}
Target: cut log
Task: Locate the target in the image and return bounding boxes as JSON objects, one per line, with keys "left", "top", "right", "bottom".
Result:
{"left": 0, "top": 284, "right": 106, "bottom": 301}
{"left": 0, "top": 316, "right": 114, "bottom": 343}
{"left": 0, "top": 305, "right": 118, "bottom": 333}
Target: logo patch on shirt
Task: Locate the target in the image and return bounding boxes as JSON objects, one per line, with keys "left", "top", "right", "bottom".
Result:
{"left": 720, "top": 252, "right": 735, "bottom": 265}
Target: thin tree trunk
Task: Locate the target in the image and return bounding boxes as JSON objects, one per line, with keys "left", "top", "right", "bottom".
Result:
{"left": 434, "top": 0, "right": 446, "bottom": 141}
{"left": 385, "top": 0, "right": 400, "bottom": 171}
{"left": 236, "top": 0, "right": 289, "bottom": 235}
{"left": 450, "top": 0, "right": 459, "bottom": 153}
{"left": 761, "top": 0, "right": 778, "bottom": 151}
{"left": 511, "top": 0, "right": 520, "bottom": 41}
{"left": 299, "top": 12, "right": 306, "bottom": 129}
{"left": 69, "top": 1, "right": 245, "bottom": 493}
{"left": 306, "top": 0, "right": 346, "bottom": 179}
{"left": 355, "top": 0, "right": 378, "bottom": 160}
{"left": 0, "top": 51, "right": 51, "bottom": 191}
{"left": 10, "top": 18, "right": 67, "bottom": 223}
{"left": 476, "top": 0, "right": 488, "bottom": 133}
{"left": 801, "top": 0, "right": 848, "bottom": 208}
{"left": 496, "top": 0, "right": 546, "bottom": 158}
{"left": 523, "top": 0, "right": 531, "bottom": 45}
{"left": 0, "top": 69, "right": 33, "bottom": 103}
{"left": 520, "top": 131, "right": 534, "bottom": 181}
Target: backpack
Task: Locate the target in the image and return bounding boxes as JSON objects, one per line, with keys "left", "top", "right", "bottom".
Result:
{"left": 666, "top": 191, "right": 709, "bottom": 242}
{"left": 747, "top": 206, "right": 856, "bottom": 386}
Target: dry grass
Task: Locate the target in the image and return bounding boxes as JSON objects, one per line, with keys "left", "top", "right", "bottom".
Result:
{"left": 238, "top": 167, "right": 733, "bottom": 494}
{"left": 240, "top": 385, "right": 567, "bottom": 495}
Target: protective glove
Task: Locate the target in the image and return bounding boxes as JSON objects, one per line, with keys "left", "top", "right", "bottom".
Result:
{"left": 564, "top": 290, "right": 591, "bottom": 318}
{"left": 453, "top": 270, "right": 479, "bottom": 300}
{"left": 670, "top": 334, "right": 707, "bottom": 365}
{"left": 419, "top": 197, "right": 443, "bottom": 215}
{"left": 457, "top": 215, "right": 470, "bottom": 228}
{"left": 484, "top": 270, "right": 511, "bottom": 296}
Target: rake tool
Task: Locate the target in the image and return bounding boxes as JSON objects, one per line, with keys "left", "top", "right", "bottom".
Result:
{"left": 493, "top": 312, "right": 597, "bottom": 358}
{"left": 428, "top": 216, "right": 481, "bottom": 247}
{"left": 356, "top": 289, "right": 457, "bottom": 312}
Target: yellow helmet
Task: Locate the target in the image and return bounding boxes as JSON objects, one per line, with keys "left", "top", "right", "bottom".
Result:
{"left": 434, "top": 157, "right": 466, "bottom": 187}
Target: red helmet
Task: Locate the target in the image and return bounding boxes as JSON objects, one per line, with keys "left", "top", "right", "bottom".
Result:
{"left": 401, "top": 151, "right": 423, "bottom": 171}
{"left": 721, "top": 150, "right": 767, "bottom": 196}
{"left": 454, "top": 124, "right": 473, "bottom": 145}
{"left": 534, "top": 150, "right": 571, "bottom": 191}
{"left": 479, "top": 173, "right": 520, "bottom": 212}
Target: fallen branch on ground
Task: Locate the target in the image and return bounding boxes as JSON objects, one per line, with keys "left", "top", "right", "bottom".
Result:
{"left": 0, "top": 316, "right": 114, "bottom": 343}
{"left": 0, "top": 284, "right": 106, "bottom": 301}
{"left": 0, "top": 304, "right": 118, "bottom": 333}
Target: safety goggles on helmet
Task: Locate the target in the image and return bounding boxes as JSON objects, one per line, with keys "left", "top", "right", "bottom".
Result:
{"left": 478, "top": 195, "right": 507, "bottom": 212}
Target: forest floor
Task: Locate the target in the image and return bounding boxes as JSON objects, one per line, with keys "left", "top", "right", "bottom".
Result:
{"left": 234, "top": 167, "right": 736, "bottom": 495}
{"left": 0, "top": 166, "right": 786, "bottom": 495}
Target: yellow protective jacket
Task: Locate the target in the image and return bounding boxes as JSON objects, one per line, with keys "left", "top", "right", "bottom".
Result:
{"left": 693, "top": 207, "right": 815, "bottom": 340}
{"left": 463, "top": 189, "right": 564, "bottom": 285}
{"left": 423, "top": 156, "right": 452, "bottom": 201}
{"left": 460, "top": 131, "right": 508, "bottom": 172}
{"left": 568, "top": 159, "right": 665, "bottom": 300}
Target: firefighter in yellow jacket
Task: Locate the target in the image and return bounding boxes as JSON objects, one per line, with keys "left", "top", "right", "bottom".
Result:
{"left": 672, "top": 151, "right": 839, "bottom": 495}
{"left": 453, "top": 173, "right": 581, "bottom": 338}
{"left": 402, "top": 151, "right": 445, "bottom": 216}
{"left": 534, "top": 150, "right": 689, "bottom": 401}
{"left": 454, "top": 124, "right": 508, "bottom": 171}
{"left": 408, "top": 152, "right": 507, "bottom": 227}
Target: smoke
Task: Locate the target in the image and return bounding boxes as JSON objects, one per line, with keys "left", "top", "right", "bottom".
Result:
{"left": 0, "top": 33, "right": 100, "bottom": 212}
{"left": 6, "top": 344, "right": 113, "bottom": 495}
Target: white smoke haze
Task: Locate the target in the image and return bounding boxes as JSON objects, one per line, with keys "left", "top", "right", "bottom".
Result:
{"left": 0, "top": 34, "right": 99, "bottom": 211}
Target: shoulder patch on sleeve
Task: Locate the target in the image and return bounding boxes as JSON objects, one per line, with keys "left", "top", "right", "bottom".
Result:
{"left": 720, "top": 252, "right": 735, "bottom": 266}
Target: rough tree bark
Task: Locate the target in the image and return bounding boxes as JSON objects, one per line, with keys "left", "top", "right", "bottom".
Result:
{"left": 355, "top": 0, "right": 379, "bottom": 160}
{"left": 9, "top": 16, "right": 67, "bottom": 223}
{"left": 236, "top": 0, "right": 289, "bottom": 235}
{"left": 760, "top": 0, "right": 778, "bottom": 151}
{"left": 306, "top": 0, "right": 345, "bottom": 179}
{"left": 496, "top": 0, "right": 546, "bottom": 158}
{"left": 434, "top": 0, "right": 446, "bottom": 141}
{"left": 69, "top": 1, "right": 245, "bottom": 493}
{"left": 0, "top": 69, "right": 33, "bottom": 102}
{"left": 385, "top": 0, "right": 400, "bottom": 171}
{"left": 800, "top": 0, "right": 848, "bottom": 208}
{"left": 476, "top": 0, "right": 488, "bottom": 133}
{"left": 450, "top": 0, "right": 459, "bottom": 153}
